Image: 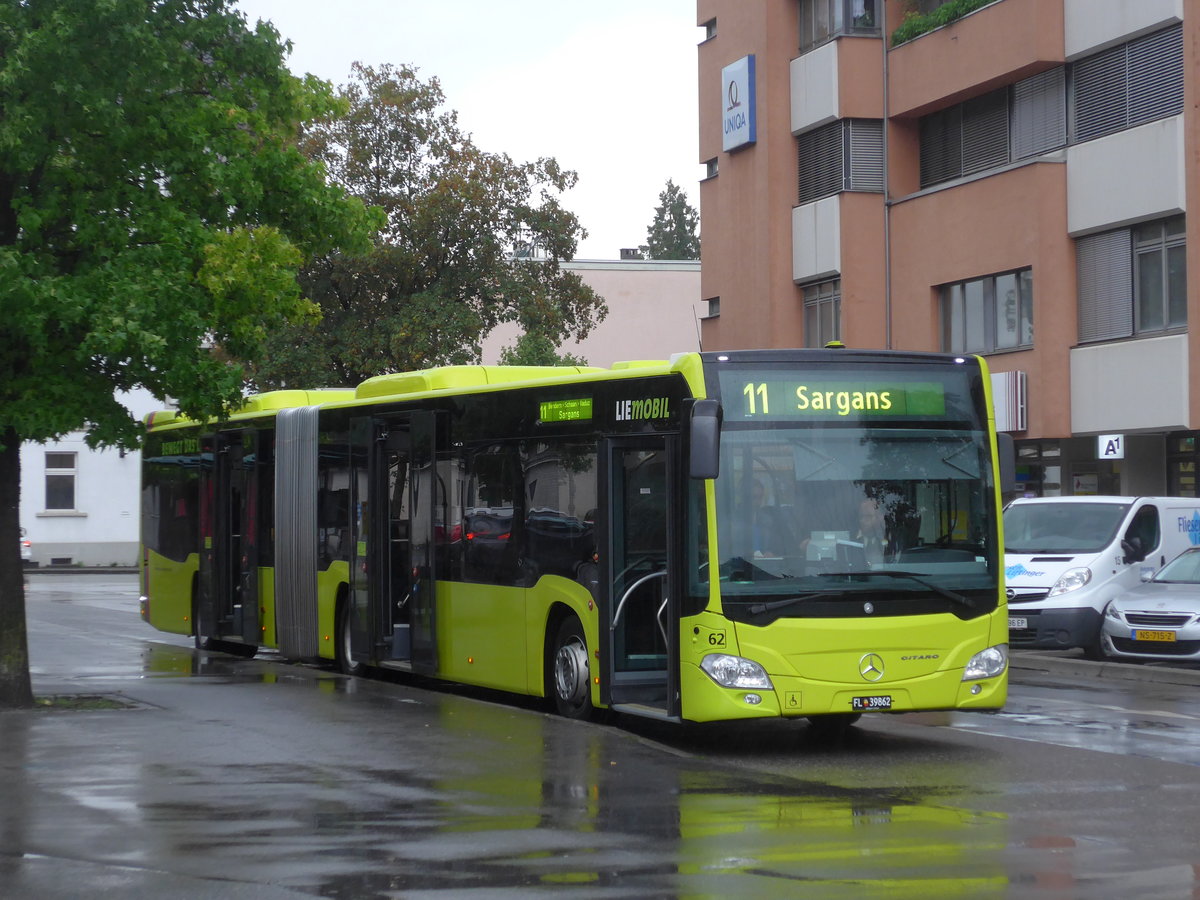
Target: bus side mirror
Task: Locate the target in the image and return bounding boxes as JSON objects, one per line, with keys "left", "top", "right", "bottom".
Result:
{"left": 996, "top": 433, "right": 1015, "bottom": 495}
{"left": 689, "top": 399, "right": 721, "bottom": 480}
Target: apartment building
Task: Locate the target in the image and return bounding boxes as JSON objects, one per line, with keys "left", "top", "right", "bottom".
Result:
{"left": 697, "top": 0, "right": 1199, "bottom": 496}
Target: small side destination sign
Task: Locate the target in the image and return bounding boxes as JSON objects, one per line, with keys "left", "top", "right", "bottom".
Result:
{"left": 539, "top": 397, "right": 593, "bottom": 423}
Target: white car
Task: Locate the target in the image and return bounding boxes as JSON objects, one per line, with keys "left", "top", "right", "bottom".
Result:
{"left": 1101, "top": 546, "right": 1200, "bottom": 662}
{"left": 19, "top": 527, "right": 32, "bottom": 565}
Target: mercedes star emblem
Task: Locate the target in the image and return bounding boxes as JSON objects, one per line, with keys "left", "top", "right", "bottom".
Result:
{"left": 859, "top": 653, "right": 885, "bottom": 682}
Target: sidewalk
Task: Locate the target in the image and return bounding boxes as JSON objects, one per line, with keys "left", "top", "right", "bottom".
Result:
{"left": 1009, "top": 647, "right": 1200, "bottom": 687}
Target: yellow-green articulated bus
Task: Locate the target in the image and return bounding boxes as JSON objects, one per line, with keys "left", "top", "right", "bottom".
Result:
{"left": 140, "top": 349, "right": 1010, "bottom": 725}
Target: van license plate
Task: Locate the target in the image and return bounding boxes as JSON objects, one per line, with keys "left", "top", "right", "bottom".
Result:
{"left": 1133, "top": 629, "right": 1176, "bottom": 642}
{"left": 852, "top": 695, "right": 892, "bottom": 711}
{"left": 1009, "top": 617, "right": 1028, "bottom": 630}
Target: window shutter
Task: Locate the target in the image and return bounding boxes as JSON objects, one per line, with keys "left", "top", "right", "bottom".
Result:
{"left": 1012, "top": 67, "right": 1066, "bottom": 159}
{"left": 846, "top": 119, "right": 883, "bottom": 192}
{"left": 1128, "top": 25, "right": 1183, "bottom": 127}
{"left": 1072, "top": 43, "right": 1127, "bottom": 142}
{"left": 1077, "top": 230, "right": 1133, "bottom": 342}
{"left": 962, "top": 89, "right": 1010, "bottom": 174}
{"left": 920, "top": 106, "right": 962, "bottom": 187}
{"left": 798, "top": 122, "right": 844, "bottom": 203}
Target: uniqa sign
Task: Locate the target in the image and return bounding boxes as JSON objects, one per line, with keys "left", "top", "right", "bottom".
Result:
{"left": 721, "top": 55, "right": 756, "bottom": 152}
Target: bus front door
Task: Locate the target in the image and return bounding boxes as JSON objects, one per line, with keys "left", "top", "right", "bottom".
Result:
{"left": 197, "top": 429, "right": 259, "bottom": 652}
{"left": 366, "top": 413, "right": 437, "bottom": 673}
{"left": 603, "top": 438, "right": 680, "bottom": 719}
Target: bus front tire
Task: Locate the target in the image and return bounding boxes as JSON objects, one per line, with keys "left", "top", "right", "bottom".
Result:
{"left": 550, "top": 616, "right": 593, "bottom": 719}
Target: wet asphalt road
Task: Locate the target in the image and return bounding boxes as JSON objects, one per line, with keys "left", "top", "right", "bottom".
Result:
{"left": 5, "top": 574, "right": 1200, "bottom": 898}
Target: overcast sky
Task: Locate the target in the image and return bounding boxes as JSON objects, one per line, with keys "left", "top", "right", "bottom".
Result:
{"left": 234, "top": 0, "right": 703, "bottom": 260}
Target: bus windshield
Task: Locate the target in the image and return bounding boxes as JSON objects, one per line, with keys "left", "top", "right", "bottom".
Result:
{"left": 706, "top": 424, "right": 999, "bottom": 601}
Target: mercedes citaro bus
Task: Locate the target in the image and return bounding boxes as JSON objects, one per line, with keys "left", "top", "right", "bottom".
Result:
{"left": 140, "top": 349, "right": 1010, "bottom": 726}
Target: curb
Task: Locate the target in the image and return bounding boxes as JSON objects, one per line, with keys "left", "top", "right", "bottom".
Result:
{"left": 1010, "top": 650, "right": 1200, "bottom": 687}
{"left": 25, "top": 568, "right": 138, "bottom": 576}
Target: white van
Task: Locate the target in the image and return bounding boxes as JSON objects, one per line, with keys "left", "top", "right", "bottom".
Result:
{"left": 1003, "top": 496, "right": 1200, "bottom": 657}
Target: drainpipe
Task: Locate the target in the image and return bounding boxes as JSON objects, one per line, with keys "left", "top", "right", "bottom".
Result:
{"left": 881, "top": 0, "right": 893, "bottom": 349}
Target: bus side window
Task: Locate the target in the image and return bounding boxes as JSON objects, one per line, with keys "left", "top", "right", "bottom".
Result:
{"left": 463, "top": 446, "right": 524, "bottom": 587}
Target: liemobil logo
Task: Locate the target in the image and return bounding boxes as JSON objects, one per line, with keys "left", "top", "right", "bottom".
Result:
{"left": 1178, "top": 511, "right": 1200, "bottom": 546}
{"left": 1005, "top": 563, "right": 1046, "bottom": 580}
{"left": 614, "top": 397, "right": 671, "bottom": 422}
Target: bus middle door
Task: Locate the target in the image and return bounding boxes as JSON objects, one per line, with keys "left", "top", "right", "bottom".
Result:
{"left": 367, "top": 413, "right": 437, "bottom": 673}
{"left": 602, "top": 437, "right": 680, "bottom": 720}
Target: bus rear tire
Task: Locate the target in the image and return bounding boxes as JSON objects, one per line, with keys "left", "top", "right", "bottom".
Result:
{"left": 550, "top": 616, "right": 593, "bottom": 720}
{"left": 335, "top": 595, "right": 364, "bottom": 676}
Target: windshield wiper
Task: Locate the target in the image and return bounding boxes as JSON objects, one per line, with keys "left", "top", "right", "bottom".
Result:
{"left": 810, "top": 570, "right": 975, "bottom": 609}
{"left": 746, "top": 591, "right": 843, "bottom": 616}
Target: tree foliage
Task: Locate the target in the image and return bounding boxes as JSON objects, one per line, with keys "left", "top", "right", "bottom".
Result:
{"left": 0, "top": 0, "right": 377, "bottom": 707}
{"left": 247, "top": 63, "right": 607, "bottom": 389}
{"left": 497, "top": 332, "right": 589, "bottom": 368}
{"left": 644, "top": 179, "right": 700, "bottom": 261}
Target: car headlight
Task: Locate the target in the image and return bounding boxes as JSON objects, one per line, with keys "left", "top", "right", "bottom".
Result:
{"left": 1104, "top": 602, "right": 1124, "bottom": 623}
{"left": 1048, "top": 567, "right": 1091, "bottom": 597}
{"left": 962, "top": 644, "right": 1008, "bottom": 681}
{"left": 700, "top": 654, "right": 773, "bottom": 690}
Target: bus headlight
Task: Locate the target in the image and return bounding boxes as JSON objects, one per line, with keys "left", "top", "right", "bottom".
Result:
{"left": 962, "top": 644, "right": 1008, "bottom": 681}
{"left": 701, "top": 654, "right": 773, "bottom": 690}
{"left": 1048, "top": 567, "right": 1091, "bottom": 596}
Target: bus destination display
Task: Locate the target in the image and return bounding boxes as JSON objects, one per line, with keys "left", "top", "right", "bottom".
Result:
{"left": 720, "top": 373, "right": 946, "bottom": 420}
{"left": 539, "top": 397, "right": 594, "bottom": 423}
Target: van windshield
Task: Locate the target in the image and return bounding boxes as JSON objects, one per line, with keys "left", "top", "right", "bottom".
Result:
{"left": 1003, "top": 502, "right": 1130, "bottom": 554}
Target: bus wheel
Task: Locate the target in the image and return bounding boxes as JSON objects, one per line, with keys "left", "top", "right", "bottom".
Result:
{"left": 335, "top": 597, "right": 364, "bottom": 676}
{"left": 193, "top": 601, "right": 212, "bottom": 651}
{"left": 551, "top": 616, "right": 593, "bottom": 719}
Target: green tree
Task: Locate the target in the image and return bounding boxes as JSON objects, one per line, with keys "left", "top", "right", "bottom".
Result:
{"left": 497, "top": 331, "right": 589, "bottom": 367}
{"left": 248, "top": 63, "right": 607, "bottom": 389}
{"left": 644, "top": 179, "right": 700, "bottom": 260}
{"left": 0, "top": 1, "right": 377, "bottom": 708}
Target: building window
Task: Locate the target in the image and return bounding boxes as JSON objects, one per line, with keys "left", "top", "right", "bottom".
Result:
{"left": 799, "top": 0, "right": 879, "bottom": 53}
{"left": 704, "top": 157, "right": 718, "bottom": 180}
{"left": 797, "top": 119, "right": 883, "bottom": 203}
{"left": 920, "top": 87, "right": 1010, "bottom": 187}
{"left": 701, "top": 18, "right": 717, "bottom": 41}
{"left": 704, "top": 296, "right": 720, "bottom": 318}
{"left": 803, "top": 279, "right": 841, "bottom": 347}
{"left": 940, "top": 268, "right": 1033, "bottom": 354}
{"left": 919, "top": 25, "right": 1182, "bottom": 190}
{"left": 1071, "top": 25, "right": 1183, "bottom": 144}
{"left": 45, "top": 451, "right": 77, "bottom": 510}
{"left": 1077, "top": 216, "right": 1186, "bottom": 343}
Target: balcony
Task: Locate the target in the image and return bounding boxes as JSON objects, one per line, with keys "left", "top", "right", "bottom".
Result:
{"left": 888, "top": 0, "right": 1064, "bottom": 117}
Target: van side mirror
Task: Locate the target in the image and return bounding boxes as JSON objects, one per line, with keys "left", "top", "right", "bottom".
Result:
{"left": 1121, "top": 536, "right": 1145, "bottom": 564}
{"left": 689, "top": 399, "right": 721, "bottom": 480}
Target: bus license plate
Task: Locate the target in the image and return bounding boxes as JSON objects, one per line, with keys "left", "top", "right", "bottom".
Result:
{"left": 852, "top": 695, "right": 892, "bottom": 711}
{"left": 1009, "top": 617, "right": 1028, "bottom": 630}
{"left": 1133, "top": 629, "right": 1177, "bottom": 642}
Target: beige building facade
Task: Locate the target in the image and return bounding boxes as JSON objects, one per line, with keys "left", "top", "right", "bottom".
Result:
{"left": 482, "top": 259, "right": 703, "bottom": 368}
{"left": 697, "top": 0, "right": 1200, "bottom": 497}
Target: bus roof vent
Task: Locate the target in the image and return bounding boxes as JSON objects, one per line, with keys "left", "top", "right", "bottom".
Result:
{"left": 611, "top": 360, "right": 669, "bottom": 371}
{"left": 238, "top": 390, "right": 354, "bottom": 414}
{"left": 356, "top": 365, "right": 606, "bottom": 400}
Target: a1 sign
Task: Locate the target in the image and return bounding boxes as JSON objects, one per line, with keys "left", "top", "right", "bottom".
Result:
{"left": 1098, "top": 433, "right": 1125, "bottom": 459}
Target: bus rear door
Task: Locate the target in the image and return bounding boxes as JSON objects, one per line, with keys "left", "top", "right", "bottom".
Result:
{"left": 197, "top": 428, "right": 260, "bottom": 652}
